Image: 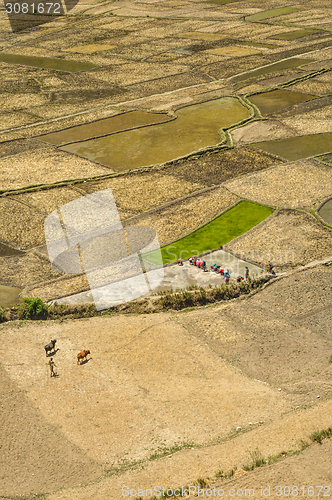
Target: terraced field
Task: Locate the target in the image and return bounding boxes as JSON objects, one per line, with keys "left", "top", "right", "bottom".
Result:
{"left": 0, "top": 0, "right": 331, "bottom": 498}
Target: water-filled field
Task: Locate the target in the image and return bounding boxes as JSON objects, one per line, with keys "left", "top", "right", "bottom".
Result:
{"left": 272, "top": 29, "right": 324, "bottom": 40}
{"left": 246, "top": 7, "right": 301, "bottom": 22}
{"left": 232, "top": 58, "right": 312, "bottom": 83}
{"left": 0, "top": 243, "right": 24, "bottom": 257}
{"left": 0, "top": 284, "right": 21, "bottom": 308}
{"left": 319, "top": 199, "right": 332, "bottom": 226}
{"left": 248, "top": 89, "right": 317, "bottom": 116}
{"left": 250, "top": 133, "right": 332, "bottom": 161}
{"left": 39, "top": 111, "right": 171, "bottom": 146}
{"left": 61, "top": 98, "right": 251, "bottom": 171}
{"left": 0, "top": 54, "right": 98, "bottom": 72}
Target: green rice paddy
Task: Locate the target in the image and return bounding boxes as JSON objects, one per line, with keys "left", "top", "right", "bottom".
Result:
{"left": 250, "top": 133, "right": 332, "bottom": 161}
{"left": 246, "top": 6, "right": 301, "bottom": 22}
{"left": 232, "top": 58, "right": 311, "bottom": 83}
{"left": 144, "top": 201, "right": 273, "bottom": 265}
{"left": 0, "top": 54, "right": 98, "bottom": 72}
{"left": 240, "top": 41, "right": 280, "bottom": 49}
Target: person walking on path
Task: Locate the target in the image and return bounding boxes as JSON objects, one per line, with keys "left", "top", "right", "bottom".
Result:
{"left": 245, "top": 266, "right": 249, "bottom": 280}
{"left": 48, "top": 358, "right": 57, "bottom": 377}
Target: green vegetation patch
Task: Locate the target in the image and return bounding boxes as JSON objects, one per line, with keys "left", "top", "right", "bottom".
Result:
{"left": 246, "top": 7, "right": 301, "bottom": 22}
{"left": 0, "top": 53, "right": 98, "bottom": 72}
{"left": 250, "top": 133, "right": 332, "bottom": 161}
{"left": 272, "top": 29, "right": 325, "bottom": 40}
{"left": 145, "top": 201, "right": 273, "bottom": 265}
{"left": 232, "top": 58, "right": 312, "bottom": 83}
{"left": 18, "top": 297, "right": 48, "bottom": 320}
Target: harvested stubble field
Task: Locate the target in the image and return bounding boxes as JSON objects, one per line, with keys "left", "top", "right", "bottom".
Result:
{"left": 77, "top": 171, "right": 205, "bottom": 214}
{"left": 0, "top": 147, "right": 110, "bottom": 192}
{"left": 225, "top": 209, "right": 332, "bottom": 267}
{"left": 225, "top": 159, "right": 332, "bottom": 209}
{"left": 124, "top": 186, "right": 239, "bottom": 247}
{"left": 1, "top": 0, "right": 332, "bottom": 497}
{"left": 280, "top": 102, "right": 332, "bottom": 135}
{"left": 162, "top": 146, "right": 283, "bottom": 186}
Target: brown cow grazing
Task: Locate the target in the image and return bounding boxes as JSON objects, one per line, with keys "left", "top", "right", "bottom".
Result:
{"left": 77, "top": 350, "right": 90, "bottom": 365}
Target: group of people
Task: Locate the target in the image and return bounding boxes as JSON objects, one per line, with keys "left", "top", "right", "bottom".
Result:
{"left": 178, "top": 256, "right": 250, "bottom": 284}
{"left": 188, "top": 256, "right": 207, "bottom": 270}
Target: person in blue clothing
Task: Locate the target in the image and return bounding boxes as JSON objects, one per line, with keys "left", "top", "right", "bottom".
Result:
{"left": 245, "top": 266, "right": 249, "bottom": 280}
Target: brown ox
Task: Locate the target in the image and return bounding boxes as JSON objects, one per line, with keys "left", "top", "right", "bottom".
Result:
{"left": 77, "top": 349, "right": 90, "bottom": 365}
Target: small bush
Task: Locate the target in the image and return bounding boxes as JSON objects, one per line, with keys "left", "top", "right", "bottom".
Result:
{"left": 0, "top": 307, "right": 7, "bottom": 323}
{"left": 18, "top": 297, "right": 48, "bottom": 320}
{"left": 329, "top": 355, "right": 332, "bottom": 364}
{"left": 196, "top": 478, "right": 208, "bottom": 488}
{"left": 243, "top": 448, "right": 266, "bottom": 471}
{"left": 310, "top": 427, "right": 332, "bottom": 444}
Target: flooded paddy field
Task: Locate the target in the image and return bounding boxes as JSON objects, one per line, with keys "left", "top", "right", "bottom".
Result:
{"left": 248, "top": 89, "right": 317, "bottom": 116}
{"left": 61, "top": 97, "right": 251, "bottom": 171}
{"left": 0, "top": 242, "right": 24, "bottom": 257}
{"left": 0, "top": 53, "right": 98, "bottom": 72}
{"left": 272, "top": 29, "right": 327, "bottom": 41}
{"left": 1, "top": 2, "right": 332, "bottom": 497}
{"left": 250, "top": 132, "right": 332, "bottom": 161}
{"left": 232, "top": 58, "right": 312, "bottom": 83}
{"left": 319, "top": 199, "right": 332, "bottom": 226}
{"left": 245, "top": 7, "right": 301, "bottom": 23}
{"left": 0, "top": 284, "right": 22, "bottom": 308}
{"left": 39, "top": 111, "right": 171, "bottom": 146}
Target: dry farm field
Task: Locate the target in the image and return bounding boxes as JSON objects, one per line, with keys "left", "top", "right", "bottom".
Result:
{"left": 0, "top": 0, "right": 331, "bottom": 498}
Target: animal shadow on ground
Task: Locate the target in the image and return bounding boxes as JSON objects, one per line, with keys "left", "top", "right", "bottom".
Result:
{"left": 46, "top": 348, "right": 60, "bottom": 357}
{"left": 79, "top": 357, "right": 92, "bottom": 366}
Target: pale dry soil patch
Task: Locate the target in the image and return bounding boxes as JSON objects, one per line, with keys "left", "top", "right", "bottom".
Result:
{"left": 231, "top": 119, "right": 296, "bottom": 145}
{"left": 225, "top": 209, "right": 332, "bottom": 267}
{"left": 0, "top": 312, "right": 290, "bottom": 494}
{"left": 0, "top": 366, "right": 102, "bottom": 497}
{"left": 280, "top": 103, "right": 332, "bottom": 135}
{"left": 1, "top": 265, "right": 330, "bottom": 499}
{"left": 225, "top": 159, "right": 332, "bottom": 209}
